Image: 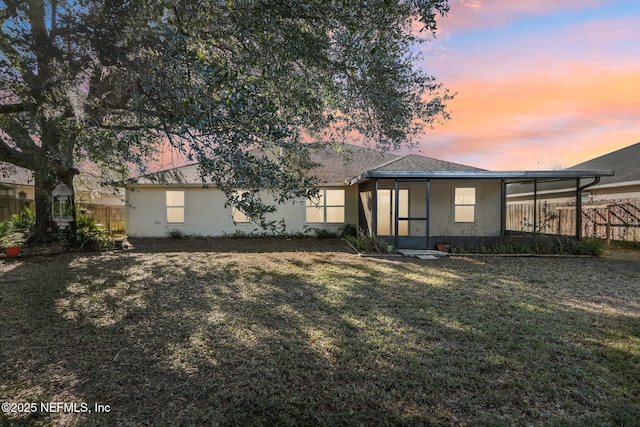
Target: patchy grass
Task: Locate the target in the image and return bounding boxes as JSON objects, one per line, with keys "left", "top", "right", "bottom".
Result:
{"left": 1, "top": 239, "right": 639, "bottom": 426}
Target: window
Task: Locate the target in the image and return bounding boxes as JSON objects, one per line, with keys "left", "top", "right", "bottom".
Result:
{"left": 454, "top": 187, "right": 475, "bottom": 223}
{"left": 305, "top": 189, "right": 345, "bottom": 223}
{"left": 166, "top": 190, "right": 185, "bottom": 223}
{"left": 376, "top": 189, "right": 409, "bottom": 236}
{"left": 232, "top": 191, "right": 250, "bottom": 224}
{"left": 232, "top": 207, "right": 250, "bottom": 224}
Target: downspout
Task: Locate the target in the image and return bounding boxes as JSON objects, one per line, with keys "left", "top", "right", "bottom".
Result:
{"left": 576, "top": 176, "right": 601, "bottom": 241}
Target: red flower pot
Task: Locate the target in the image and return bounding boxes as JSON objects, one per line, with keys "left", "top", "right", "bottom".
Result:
{"left": 5, "top": 247, "right": 21, "bottom": 257}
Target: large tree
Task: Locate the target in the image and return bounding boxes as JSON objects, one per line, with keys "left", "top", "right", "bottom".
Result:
{"left": 0, "top": 0, "right": 452, "bottom": 238}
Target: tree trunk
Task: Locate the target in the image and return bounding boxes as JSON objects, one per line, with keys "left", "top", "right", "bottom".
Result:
{"left": 31, "top": 170, "right": 57, "bottom": 244}
{"left": 61, "top": 170, "right": 78, "bottom": 242}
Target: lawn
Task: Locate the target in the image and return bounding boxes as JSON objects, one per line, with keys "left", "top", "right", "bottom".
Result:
{"left": 1, "top": 239, "right": 639, "bottom": 426}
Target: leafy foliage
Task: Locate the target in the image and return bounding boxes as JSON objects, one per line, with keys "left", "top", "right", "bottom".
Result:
{"left": 7, "top": 207, "right": 35, "bottom": 236}
{"left": 0, "top": 207, "right": 35, "bottom": 247}
{"left": 168, "top": 229, "right": 186, "bottom": 239}
{"left": 344, "top": 227, "right": 394, "bottom": 253}
{"left": 340, "top": 223, "right": 359, "bottom": 238}
{"left": 0, "top": 0, "right": 452, "bottom": 235}
{"left": 73, "top": 217, "right": 110, "bottom": 251}
{"left": 455, "top": 237, "right": 607, "bottom": 256}
{"left": 314, "top": 228, "right": 339, "bottom": 239}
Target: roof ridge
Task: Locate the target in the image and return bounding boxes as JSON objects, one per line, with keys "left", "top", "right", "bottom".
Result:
{"left": 404, "top": 153, "right": 487, "bottom": 171}
{"left": 132, "top": 162, "right": 200, "bottom": 180}
{"left": 368, "top": 154, "right": 407, "bottom": 171}
{"left": 368, "top": 152, "right": 487, "bottom": 172}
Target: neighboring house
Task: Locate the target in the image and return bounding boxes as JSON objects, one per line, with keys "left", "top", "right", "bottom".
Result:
{"left": 506, "top": 142, "right": 639, "bottom": 241}
{"left": 508, "top": 142, "right": 640, "bottom": 204}
{"left": 0, "top": 162, "right": 126, "bottom": 233}
{"left": 126, "top": 143, "right": 612, "bottom": 249}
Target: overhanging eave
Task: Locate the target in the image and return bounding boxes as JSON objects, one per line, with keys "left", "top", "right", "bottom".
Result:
{"left": 346, "top": 170, "right": 614, "bottom": 185}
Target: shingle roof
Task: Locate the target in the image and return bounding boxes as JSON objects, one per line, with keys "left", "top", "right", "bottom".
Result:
{"left": 566, "top": 142, "right": 640, "bottom": 185}
{"left": 306, "top": 143, "right": 399, "bottom": 183}
{"left": 372, "top": 154, "right": 484, "bottom": 173}
{"left": 0, "top": 162, "right": 125, "bottom": 195}
{"left": 129, "top": 143, "right": 401, "bottom": 185}
{"left": 128, "top": 142, "right": 494, "bottom": 186}
{"left": 128, "top": 143, "right": 505, "bottom": 186}
{"left": 507, "top": 142, "right": 638, "bottom": 195}
{"left": 0, "top": 163, "right": 34, "bottom": 186}
{"left": 129, "top": 163, "right": 204, "bottom": 185}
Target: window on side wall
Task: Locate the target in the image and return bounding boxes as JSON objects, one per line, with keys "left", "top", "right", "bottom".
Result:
{"left": 232, "top": 191, "right": 250, "bottom": 224}
{"left": 454, "top": 187, "right": 475, "bottom": 223}
{"left": 305, "top": 189, "right": 345, "bottom": 224}
{"left": 166, "top": 190, "right": 185, "bottom": 223}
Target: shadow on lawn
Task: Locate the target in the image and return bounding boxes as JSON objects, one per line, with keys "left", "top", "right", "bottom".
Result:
{"left": 127, "top": 237, "right": 353, "bottom": 253}
{"left": 0, "top": 252, "right": 638, "bottom": 426}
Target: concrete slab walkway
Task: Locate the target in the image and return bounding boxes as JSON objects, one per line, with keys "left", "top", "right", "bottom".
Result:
{"left": 397, "top": 249, "right": 449, "bottom": 259}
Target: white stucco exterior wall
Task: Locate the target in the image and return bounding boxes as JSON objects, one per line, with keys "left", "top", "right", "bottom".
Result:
{"left": 429, "top": 180, "right": 502, "bottom": 237}
{"left": 125, "top": 185, "right": 359, "bottom": 237}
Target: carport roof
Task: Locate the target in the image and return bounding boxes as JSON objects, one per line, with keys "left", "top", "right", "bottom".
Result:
{"left": 346, "top": 169, "right": 613, "bottom": 185}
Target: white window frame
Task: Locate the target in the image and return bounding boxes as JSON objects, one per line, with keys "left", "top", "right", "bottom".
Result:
{"left": 305, "top": 188, "right": 345, "bottom": 224}
{"left": 166, "top": 190, "right": 185, "bottom": 224}
{"left": 454, "top": 187, "right": 476, "bottom": 223}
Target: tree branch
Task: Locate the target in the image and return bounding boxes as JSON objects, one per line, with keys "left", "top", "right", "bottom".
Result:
{"left": 0, "top": 103, "right": 37, "bottom": 114}
{"left": 0, "top": 137, "right": 34, "bottom": 170}
{"left": 97, "top": 123, "right": 157, "bottom": 132}
{"left": 51, "top": 0, "right": 58, "bottom": 34}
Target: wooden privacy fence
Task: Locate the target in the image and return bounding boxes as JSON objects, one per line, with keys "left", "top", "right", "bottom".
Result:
{"left": 1, "top": 200, "right": 126, "bottom": 235}
{"left": 77, "top": 203, "right": 126, "bottom": 235}
{"left": 507, "top": 199, "right": 640, "bottom": 242}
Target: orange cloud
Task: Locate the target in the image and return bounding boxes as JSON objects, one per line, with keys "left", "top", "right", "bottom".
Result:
{"left": 415, "top": 65, "right": 640, "bottom": 170}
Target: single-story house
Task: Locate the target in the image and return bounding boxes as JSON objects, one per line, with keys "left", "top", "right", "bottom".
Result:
{"left": 508, "top": 141, "right": 640, "bottom": 204}
{"left": 125, "top": 143, "right": 613, "bottom": 249}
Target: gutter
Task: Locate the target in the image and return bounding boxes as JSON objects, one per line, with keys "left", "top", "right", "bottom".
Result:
{"left": 578, "top": 176, "right": 602, "bottom": 193}
{"left": 346, "top": 170, "right": 613, "bottom": 185}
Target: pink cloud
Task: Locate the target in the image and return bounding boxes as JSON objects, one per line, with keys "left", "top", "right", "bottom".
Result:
{"left": 437, "top": 0, "right": 604, "bottom": 33}
{"left": 415, "top": 66, "right": 640, "bottom": 170}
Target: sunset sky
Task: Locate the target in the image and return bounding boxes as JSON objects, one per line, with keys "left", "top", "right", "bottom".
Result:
{"left": 411, "top": 0, "right": 640, "bottom": 170}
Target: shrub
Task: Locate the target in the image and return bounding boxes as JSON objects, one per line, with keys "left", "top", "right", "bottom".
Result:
{"left": 566, "top": 238, "right": 606, "bottom": 256}
{"left": 344, "top": 228, "right": 394, "bottom": 254}
{"left": 458, "top": 237, "right": 606, "bottom": 256}
{"left": 315, "top": 228, "right": 338, "bottom": 239}
{"left": 75, "top": 217, "right": 110, "bottom": 251}
{"left": 10, "top": 207, "right": 36, "bottom": 237}
{"left": 340, "top": 224, "right": 359, "bottom": 238}
{"left": 168, "top": 229, "right": 185, "bottom": 239}
{"left": 0, "top": 207, "right": 35, "bottom": 247}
